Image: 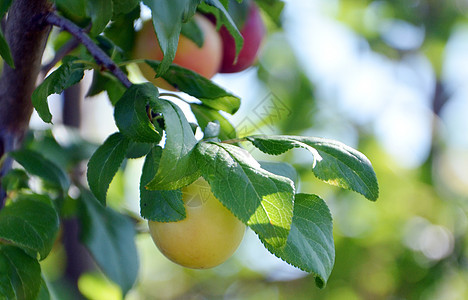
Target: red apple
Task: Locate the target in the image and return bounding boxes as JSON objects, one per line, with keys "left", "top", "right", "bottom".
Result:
{"left": 218, "top": 2, "right": 266, "bottom": 73}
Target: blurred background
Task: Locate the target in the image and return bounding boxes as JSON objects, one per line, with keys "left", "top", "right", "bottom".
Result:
{"left": 35, "top": 0, "right": 468, "bottom": 299}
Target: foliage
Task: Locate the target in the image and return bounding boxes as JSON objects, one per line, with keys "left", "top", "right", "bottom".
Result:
{"left": 0, "top": 0, "right": 381, "bottom": 298}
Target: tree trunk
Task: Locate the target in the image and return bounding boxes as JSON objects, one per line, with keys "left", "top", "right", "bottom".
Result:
{"left": 0, "top": 0, "right": 52, "bottom": 207}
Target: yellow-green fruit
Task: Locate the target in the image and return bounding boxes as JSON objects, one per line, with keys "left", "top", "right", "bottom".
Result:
{"left": 148, "top": 177, "right": 245, "bottom": 269}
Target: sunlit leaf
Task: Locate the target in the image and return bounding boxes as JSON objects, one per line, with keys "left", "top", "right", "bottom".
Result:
{"left": 195, "top": 141, "right": 294, "bottom": 248}
{"left": 246, "top": 135, "right": 379, "bottom": 201}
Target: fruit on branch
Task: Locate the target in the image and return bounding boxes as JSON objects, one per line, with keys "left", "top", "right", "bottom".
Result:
{"left": 216, "top": 1, "right": 266, "bottom": 73}
{"left": 148, "top": 177, "right": 245, "bottom": 269}
{"left": 133, "top": 14, "right": 222, "bottom": 90}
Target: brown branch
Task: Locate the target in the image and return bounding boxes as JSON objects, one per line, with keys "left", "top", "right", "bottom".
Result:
{"left": 44, "top": 12, "right": 132, "bottom": 89}
{"left": 41, "top": 36, "right": 80, "bottom": 76}
{"left": 0, "top": 0, "right": 54, "bottom": 207}
{"left": 41, "top": 24, "right": 92, "bottom": 77}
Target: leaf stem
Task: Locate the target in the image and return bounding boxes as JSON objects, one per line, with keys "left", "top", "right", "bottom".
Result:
{"left": 221, "top": 138, "right": 246, "bottom": 144}
{"left": 159, "top": 93, "right": 190, "bottom": 104}
{"left": 44, "top": 12, "right": 132, "bottom": 89}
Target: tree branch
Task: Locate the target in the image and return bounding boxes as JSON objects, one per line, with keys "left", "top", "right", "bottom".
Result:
{"left": 44, "top": 12, "right": 132, "bottom": 89}
{"left": 41, "top": 36, "right": 80, "bottom": 76}
{"left": 0, "top": 0, "right": 53, "bottom": 207}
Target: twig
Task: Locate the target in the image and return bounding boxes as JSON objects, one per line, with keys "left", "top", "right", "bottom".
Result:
{"left": 41, "top": 24, "right": 92, "bottom": 76}
{"left": 41, "top": 37, "right": 80, "bottom": 76}
{"left": 44, "top": 12, "right": 132, "bottom": 89}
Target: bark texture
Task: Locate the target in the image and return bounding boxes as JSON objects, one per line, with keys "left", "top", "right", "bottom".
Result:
{"left": 0, "top": 0, "right": 52, "bottom": 206}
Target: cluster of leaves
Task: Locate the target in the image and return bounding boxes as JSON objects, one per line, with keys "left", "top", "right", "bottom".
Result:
{"left": 0, "top": 129, "right": 139, "bottom": 299}
{"left": 0, "top": 0, "right": 378, "bottom": 298}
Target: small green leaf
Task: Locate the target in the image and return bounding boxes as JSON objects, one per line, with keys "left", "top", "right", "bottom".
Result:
{"left": 255, "top": 0, "right": 285, "bottom": 26}
{"left": 0, "top": 0, "right": 13, "bottom": 68}
{"left": 87, "top": 132, "right": 130, "bottom": 205}
{"left": 114, "top": 83, "right": 162, "bottom": 143}
{"left": 180, "top": 17, "right": 204, "bottom": 47}
{"left": 190, "top": 103, "right": 237, "bottom": 140}
{"left": 0, "top": 30, "right": 14, "bottom": 68}
{"left": 87, "top": 0, "right": 113, "bottom": 36}
{"left": 54, "top": 0, "right": 86, "bottom": 18}
{"left": 79, "top": 190, "right": 139, "bottom": 295}
{"left": 10, "top": 149, "right": 70, "bottom": 192}
{"left": 146, "top": 98, "right": 200, "bottom": 190}
{"left": 262, "top": 193, "right": 334, "bottom": 288}
{"left": 32, "top": 56, "right": 85, "bottom": 123}
{"left": 0, "top": 246, "right": 41, "bottom": 300}
{"left": 246, "top": 135, "right": 379, "bottom": 201}
{"left": 199, "top": 0, "right": 243, "bottom": 58}
{"left": 142, "top": 0, "right": 201, "bottom": 76}
{"left": 140, "top": 146, "right": 185, "bottom": 222}
{"left": 126, "top": 141, "right": 153, "bottom": 159}
{"left": 195, "top": 141, "right": 294, "bottom": 248}
{"left": 87, "top": 70, "right": 126, "bottom": 105}
{"left": 112, "top": 0, "right": 139, "bottom": 15}
{"left": 1, "top": 169, "right": 29, "bottom": 193}
{"left": 0, "top": 197, "right": 59, "bottom": 260}
{"left": 145, "top": 60, "right": 240, "bottom": 114}
{"left": 0, "top": 0, "right": 12, "bottom": 18}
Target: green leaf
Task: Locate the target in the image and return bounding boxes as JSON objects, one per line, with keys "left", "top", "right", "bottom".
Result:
{"left": 126, "top": 141, "right": 153, "bottom": 159}
{"left": 0, "top": 197, "right": 59, "bottom": 260}
{"left": 105, "top": 5, "right": 140, "bottom": 54}
{"left": 10, "top": 149, "right": 70, "bottom": 192}
{"left": 140, "top": 146, "right": 185, "bottom": 222}
{"left": 24, "top": 127, "right": 98, "bottom": 168}
{"left": 79, "top": 190, "right": 139, "bottom": 295}
{"left": 112, "top": 0, "right": 139, "bottom": 15}
{"left": 0, "top": 246, "right": 41, "bottom": 300}
{"left": 87, "top": 132, "right": 130, "bottom": 205}
{"left": 145, "top": 60, "right": 240, "bottom": 114}
{"left": 190, "top": 103, "right": 237, "bottom": 140}
{"left": 199, "top": 0, "right": 243, "bottom": 58}
{"left": 0, "top": 0, "right": 12, "bottom": 18}
{"left": 259, "top": 161, "right": 298, "bottom": 187}
{"left": 86, "top": 71, "right": 126, "bottom": 105}
{"left": 54, "top": 0, "right": 86, "bottom": 18}
{"left": 32, "top": 56, "right": 85, "bottom": 123}
{"left": 1, "top": 169, "right": 29, "bottom": 193}
{"left": 254, "top": 0, "right": 285, "bottom": 26}
{"left": 145, "top": 98, "right": 200, "bottom": 190}
{"left": 0, "top": 30, "right": 14, "bottom": 68}
{"left": 37, "top": 277, "right": 51, "bottom": 300}
{"left": 87, "top": 0, "right": 113, "bottom": 36}
{"left": 180, "top": 17, "right": 204, "bottom": 47}
{"left": 246, "top": 135, "right": 379, "bottom": 201}
{"left": 114, "top": 83, "right": 162, "bottom": 143}
{"left": 0, "top": 0, "right": 12, "bottom": 72}
{"left": 142, "top": 0, "right": 201, "bottom": 76}
{"left": 195, "top": 141, "right": 294, "bottom": 248}
{"left": 262, "top": 194, "right": 334, "bottom": 288}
